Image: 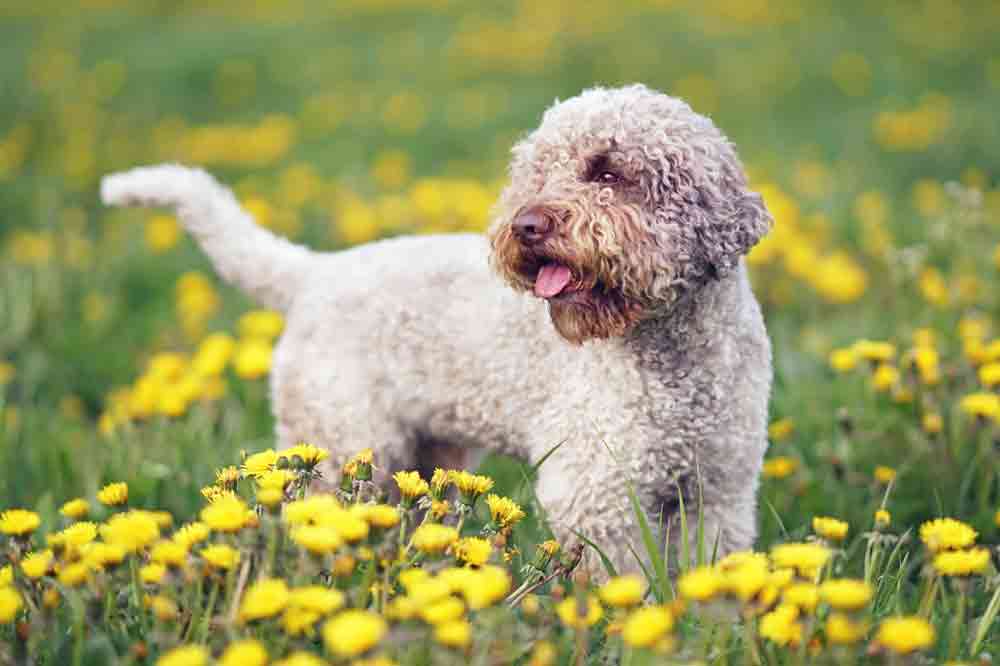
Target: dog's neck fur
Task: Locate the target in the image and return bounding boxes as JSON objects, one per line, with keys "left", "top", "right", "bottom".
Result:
{"left": 623, "top": 262, "right": 750, "bottom": 359}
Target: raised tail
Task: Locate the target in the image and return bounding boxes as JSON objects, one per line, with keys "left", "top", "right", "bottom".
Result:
{"left": 101, "top": 164, "right": 313, "bottom": 313}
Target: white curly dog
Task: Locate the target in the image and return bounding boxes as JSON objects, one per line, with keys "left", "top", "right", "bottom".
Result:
{"left": 102, "top": 84, "right": 773, "bottom": 574}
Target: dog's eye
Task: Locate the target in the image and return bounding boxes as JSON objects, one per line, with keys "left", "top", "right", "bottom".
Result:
{"left": 597, "top": 171, "right": 619, "bottom": 185}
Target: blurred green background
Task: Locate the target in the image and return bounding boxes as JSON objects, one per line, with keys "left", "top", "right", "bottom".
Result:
{"left": 1, "top": 0, "right": 999, "bottom": 541}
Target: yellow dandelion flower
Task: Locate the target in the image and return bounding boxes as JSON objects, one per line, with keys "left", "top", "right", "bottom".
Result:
{"left": 219, "top": 640, "right": 268, "bottom": 666}
{"left": 97, "top": 482, "right": 129, "bottom": 506}
{"left": 819, "top": 579, "right": 873, "bottom": 610}
{"left": 201, "top": 485, "right": 236, "bottom": 504}
{"left": 240, "top": 578, "right": 290, "bottom": 622}
{"left": 289, "top": 586, "right": 345, "bottom": 614}
{"left": 874, "top": 466, "right": 897, "bottom": 484}
{"left": 54, "top": 521, "right": 99, "bottom": 549}
{"left": 291, "top": 525, "right": 343, "bottom": 555}
{"left": 434, "top": 619, "right": 472, "bottom": 648}
{"left": 238, "top": 309, "right": 284, "bottom": 339}
{"left": 853, "top": 340, "right": 896, "bottom": 362}
{"left": 0, "top": 566, "right": 10, "bottom": 585}
{"left": 284, "top": 494, "right": 341, "bottom": 526}
{"left": 156, "top": 644, "right": 209, "bottom": 666}
{"left": 322, "top": 610, "right": 387, "bottom": 657}
{"left": 920, "top": 518, "right": 977, "bottom": 552}
{"left": 826, "top": 612, "right": 867, "bottom": 645}
{"left": 140, "top": 562, "right": 167, "bottom": 584}
{"left": 768, "top": 418, "right": 794, "bottom": 442}
{"left": 83, "top": 542, "right": 126, "bottom": 570}
{"left": 200, "top": 495, "right": 249, "bottom": 532}
{"left": 539, "top": 539, "right": 561, "bottom": 556}
{"left": 875, "top": 616, "right": 935, "bottom": 654}
{"left": 21, "top": 550, "right": 53, "bottom": 579}
{"left": 282, "top": 607, "right": 322, "bottom": 636}
{"left": 256, "top": 469, "right": 294, "bottom": 491}
{"left": 257, "top": 487, "right": 284, "bottom": 508}
{"left": 556, "top": 595, "right": 604, "bottom": 628}
{"left": 782, "top": 582, "right": 820, "bottom": 613}
{"left": 812, "top": 516, "right": 849, "bottom": 541}
{"left": 0, "top": 508, "right": 40, "bottom": 535}
{"left": 875, "top": 509, "right": 891, "bottom": 528}
{"left": 58, "top": 562, "right": 90, "bottom": 587}
{"left": 678, "top": 566, "right": 725, "bottom": 602}
{"left": 60, "top": 498, "right": 90, "bottom": 520}
{"left": 528, "top": 641, "right": 556, "bottom": 666}
{"left": 278, "top": 442, "right": 329, "bottom": 468}
{"left": 151, "top": 540, "right": 187, "bottom": 567}
{"left": 979, "top": 362, "right": 1000, "bottom": 387}
{"left": 959, "top": 392, "right": 1000, "bottom": 419}
{"left": 173, "top": 522, "right": 211, "bottom": 549}
{"left": 454, "top": 537, "right": 492, "bottom": 567}
{"left": 720, "top": 554, "right": 769, "bottom": 602}
{"left": 101, "top": 512, "right": 160, "bottom": 553}
{"left": 762, "top": 457, "right": 797, "bottom": 479}
{"left": 429, "top": 499, "right": 449, "bottom": 521}
{"left": 622, "top": 605, "right": 674, "bottom": 648}
{"left": 759, "top": 603, "right": 802, "bottom": 646}
{"left": 420, "top": 597, "right": 465, "bottom": 625}
{"left": 0, "top": 587, "right": 22, "bottom": 623}
{"left": 242, "top": 449, "right": 279, "bottom": 478}
{"left": 411, "top": 523, "right": 459, "bottom": 555}
{"left": 215, "top": 466, "right": 241, "bottom": 488}
{"left": 871, "top": 364, "right": 899, "bottom": 392}
{"left": 200, "top": 544, "right": 240, "bottom": 570}
{"left": 922, "top": 413, "right": 943, "bottom": 434}
{"left": 933, "top": 548, "right": 991, "bottom": 576}
{"left": 315, "top": 509, "right": 369, "bottom": 542}
{"left": 770, "top": 542, "right": 832, "bottom": 578}
{"left": 234, "top": 338, "right": 272, "bottom": 379}
{"left": 451, "top": 471, "right": 494, "bottom": 504}
{"left": 362, "top": 504, "right": 400, "bottom": 529}
{"left": 484, "top": 494, "right": 526, "bottom": 528}
{"left": 351, "top": 448, "right": 375, "bottom": 465}
{"left": 430, "top": 468, "right": 451, "bottom": 498}
{"left": 149, "top": 595, "right": 178, "bottom": 621}
{"left": 393, "top": 470, "right": 429, "bottom": 505}
{"left": 828, "top": 347, "right": 858, "bottom": 372}
{"left": 461, "top": 565, "right": 511, "bottom": 609}
{"left": 599, "top": 574, "right": 644, "bottom": 607}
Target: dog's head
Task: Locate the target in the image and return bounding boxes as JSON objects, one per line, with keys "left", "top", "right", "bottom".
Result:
{"left": 489, "top": 84, "right": 771, "bottom": 344}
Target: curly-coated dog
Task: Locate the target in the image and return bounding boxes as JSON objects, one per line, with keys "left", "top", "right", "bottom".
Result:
{"left": 102, "top": 84, "right": 773, "bottom": 575}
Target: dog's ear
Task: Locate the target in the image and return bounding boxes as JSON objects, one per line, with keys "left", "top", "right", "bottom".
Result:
{"left": 694, "top": 160, "right": 772, "bottom": 279}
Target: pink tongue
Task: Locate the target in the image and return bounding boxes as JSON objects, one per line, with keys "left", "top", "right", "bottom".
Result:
{"left": 534, "top": 264, "right": 572, "bottom": 298}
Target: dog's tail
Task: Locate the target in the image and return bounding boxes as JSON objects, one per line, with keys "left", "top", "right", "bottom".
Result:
{"left": 101, "top": 164, "right": 313, "bottom": 313}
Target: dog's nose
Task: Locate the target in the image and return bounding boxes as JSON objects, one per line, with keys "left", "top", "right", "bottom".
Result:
{"left": 512, "top": 207, "right": 555, "bottom": 242}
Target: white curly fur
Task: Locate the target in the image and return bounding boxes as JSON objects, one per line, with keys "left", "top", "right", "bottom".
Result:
{"left": 101, "top": 84, "right": 772, "bottom": 576}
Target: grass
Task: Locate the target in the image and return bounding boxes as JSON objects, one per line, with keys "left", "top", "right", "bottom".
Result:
{"left": 0, "top": 0, "right": 999, "bottom": 663}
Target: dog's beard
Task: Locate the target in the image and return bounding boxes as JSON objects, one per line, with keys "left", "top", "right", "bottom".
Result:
{"left": 547, "top": 289, "right": 643, "bottom": 344}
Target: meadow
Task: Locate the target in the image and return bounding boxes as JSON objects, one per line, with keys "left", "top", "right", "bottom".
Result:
{"left": 1, "top": 0, "right": 999, "bottom": 663}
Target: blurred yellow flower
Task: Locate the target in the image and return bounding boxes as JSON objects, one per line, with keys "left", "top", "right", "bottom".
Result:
{"left": 932, "top": 548, "right": 991, "bottom": 576}
{"left": 323, "top": 610, "right": 387, "bottom": 657}
{"left": 156, "top": 644, "right": 209, "bottom": 666}
{"left": 59, "top": 498, "right": 90, "bottom": 520}
{"left": 819, "top": 579, "right": 872, "bottom": 610}
{"left": 21, "top": 550, "right": 53, "bottom": 579}
{"left": 759, "top": 603, "right": 802, "bottom": 646}
{"left": 870, "top": 364, "right": 899, "bottom": 392}
{"left": 363, "top": 504, "right": 400, "bottom": 529}
{"left": 200, "top": 495, "right": 249, "bottom": 532}
{"left": 958, "top": 393, "right": 999, "bottom": 419}
{"left": 0, "top": 587, "right": 22, "bottom": 623}
{"left": 555, "top": 595, "right": 603, "bottom": 628}
{"left": 150, "top": 540, "right": 187, "bottom": 567}
{"left": 145, "top": 215, "right": 181, "bottom": 253}
{"left": 291, "top": 525, "right": 343, "bottom": 555}
{"left": 825, "top": 612, "right": 867, "bottom": 644}
{"left": 238, "top": 310, "right": 284, "bottom": 340}
{"left": 101, "top": 512, "right": 159, "bottom": 553}
{"left": 233, "top": 338, "right": 273, "bottom": 379}
{"left": 289, "top": 586, "right": 344, "bottom": 615}
{"left": 622, "top": 604, "right": 673, "bottom": 648}
{"left": 875, "top": 616, "right": 934, "bottom": 654}
{"left": 874, "top": 466, "right": 896, "bottom": 484}
{"left": 762, "top": 456, "right": 797, "bottom": 479}
{"left": 240, "top": 578, "right": 290, "bottom": 622}
{"left": 0, "top": 362, "right": 14, "bottom": 386}
{"left": 200, "top": 544, "right": 240, "bottom": 570}
{"left": 411, "top": 523, "right": 459, "bottom": 555}
{"left": 812, "top": 516, "right": 849, "bottom": 541}
{"left": 599, "top": 574, "right": 644, "bottom": 607}
{"left": 0, "top": 509, "right": 40, "bottom": 536}
{"left": 828, "top": 348, "right": 858, "bottom": 372}
{"left": 218, "top": 640, "right": 268, "bottom": 666}
{"left": 97, "top": 482, "right": 128, "bottom": 506}
{"left": 768, "top": 418, "right": 794, "bottom": 442}
{"left": 678, "top": 566, "right": 724, "bottom": 602}
{"left": 782, "top": 582, "right": 819, "bottom": 613}
{"left": 875, "top": 509, "right": 891, "bottom": 528}
{"left": 140, "top": 563, "right": 167, "bottom": 584}
{"left": 173, "top": 522, "right": 211, "bottom": 549}
{"left": 920, "top": 518, "right": 977, "bottom": 552}
{"left": 58, "top": 562, "right": 90, "bottom": 587}
{"left": 853, "top": 340, "right": 896, "bottom": 362}
{"left": 434, "top": 618, "right": 472, "bottom": 648}
{"left": 922, "top": 413, "right": 943, "bottom": 434}
{"left": 420, "top": 597, "right": 465, "bottom": 625}
{"left": 770, "top": 543, "right": 831, "bottom": 578}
